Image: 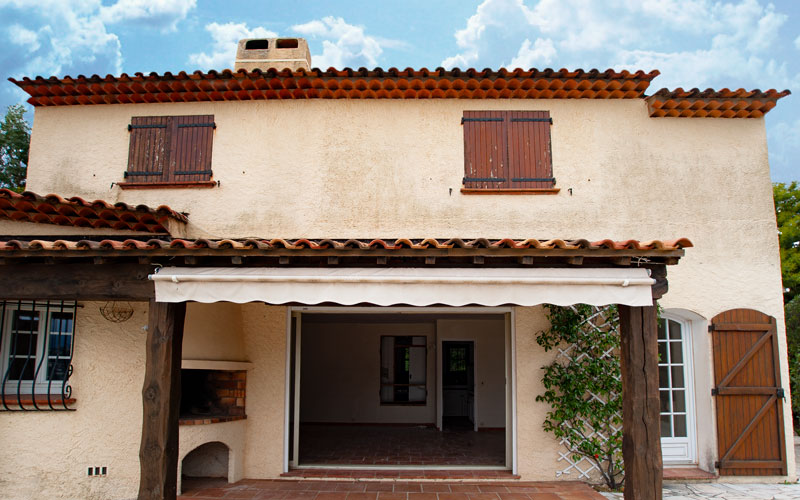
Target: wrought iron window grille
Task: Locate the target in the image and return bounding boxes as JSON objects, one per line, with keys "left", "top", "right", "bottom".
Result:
{"left": 0, "top": 300, "right": 78, "bottom": 411}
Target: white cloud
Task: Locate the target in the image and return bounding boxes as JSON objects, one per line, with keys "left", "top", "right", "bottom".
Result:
{"left": 1, "top": 0, "right": 197, "bottom": 83}
{"left": 98, "top": 0, "right": 196, "bottom": 32}
{"left": 794, "top": 34, "right": 800, "bottom": 50}
{"left": 188, "top": 22, "right": 277, "bottom": 70}
{"left": 443, "top": 0, "right": 538, "bottom": 68}
{"left": 291, "top": 16, "right": 384, "bottom": 69}
{"left": 7, "top": 24, "right": 40, "bottom": 52}
{"left": 443, "top": 0, "right": 796, "bottom": 90}
{"left": 2, "top": 0, "right": 123, "bottom": 78}
{"left": 292, "top": 19, "right": 328, "bottom": 37}
{"left": 509, "top": 38, "right": 556, "bottom": 68}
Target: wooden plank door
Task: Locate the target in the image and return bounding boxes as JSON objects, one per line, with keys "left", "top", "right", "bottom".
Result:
{"left": 710, "top": 308, "right": 787, "bottom": 476}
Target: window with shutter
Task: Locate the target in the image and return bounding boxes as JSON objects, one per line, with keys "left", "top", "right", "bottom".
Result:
{"left": 121, "top": 115, "right": 216, "bottom": 188}
{"left": 462, "top": 111, "right": 557, "bottom": 194}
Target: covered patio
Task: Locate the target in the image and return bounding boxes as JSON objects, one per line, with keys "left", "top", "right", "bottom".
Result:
{"left": 0, "top": 236, "right": 691, "bottom": 500}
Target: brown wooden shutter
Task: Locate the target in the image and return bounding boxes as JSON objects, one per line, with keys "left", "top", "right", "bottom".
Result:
{"left": 710, "top": 309, "right": 787, "bottom": 476}
{"left": 507, "top": 111, "right": 554, "bottom": 188}
{"left": 126, "top": 116, "right": 170, "bottom": 182}
{"left": 126, "top": 115, "right": 214, "bottom": 184}
{"left": 169, "top": 115, "right": 215, "bottom": 182}
{"left": 462, "top": 111, "right": 508, "bottom": 189}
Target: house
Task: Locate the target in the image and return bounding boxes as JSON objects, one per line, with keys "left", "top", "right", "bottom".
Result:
{"left": 0, "top": 37, "right": 792, "bottom": 500}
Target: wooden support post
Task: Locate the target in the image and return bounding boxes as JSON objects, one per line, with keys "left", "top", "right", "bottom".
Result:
{"left": 619, "top": 302, "right": 662, "bottom": 500}
{"left": 138, "top": 300, "right": 186, "bottom": 500}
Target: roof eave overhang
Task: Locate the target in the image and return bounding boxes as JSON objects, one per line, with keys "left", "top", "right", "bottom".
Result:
{"left": 0, "top": 246, "right": 686, "bottom": 267}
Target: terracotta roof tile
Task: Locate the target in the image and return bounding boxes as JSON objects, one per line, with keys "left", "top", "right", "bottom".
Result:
{"left": 0, "top": 237, "right": 692, "bottom": 255}
{"left": 0, "top": 188, "right": 187, "bottom": 234}
{"left": 9, "top": 68, "right": 660, "bottom": 106}
{"left": 646, "top": 88, "right": 790, "bottom": 118}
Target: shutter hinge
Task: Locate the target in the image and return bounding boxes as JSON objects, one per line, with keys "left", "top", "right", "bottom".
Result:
{"left": 708, "top": 324, "right": 715, "bottom": 332}
{"left": 463, "top": 177, "right": 507, "bottom": 183}
{"left": 714, "top": 461, "right": 721, "bottom": 469}
{"left": 711, "top": 387, "right": 718, "bottom": 396}
{"left": 777, "top": 388, "right": 785, "bottom": 399}
{"left": 510, "top": 117, "right": 553, "bottom": 124}
{"left": 461, "top": 117, "right": 504, "bottom": 124}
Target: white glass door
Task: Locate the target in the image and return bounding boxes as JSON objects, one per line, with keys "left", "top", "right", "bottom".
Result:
{"left": 659, "top": 316, "right": 697, "bottom": 463}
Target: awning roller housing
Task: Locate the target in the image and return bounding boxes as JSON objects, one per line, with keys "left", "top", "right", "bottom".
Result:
{"left": 151, "top": 267, "right": 655, "bottom": 307}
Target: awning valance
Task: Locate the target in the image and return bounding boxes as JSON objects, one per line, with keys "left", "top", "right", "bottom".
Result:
{"left": 150, "top": 267, "right": 655, "bottom": 307}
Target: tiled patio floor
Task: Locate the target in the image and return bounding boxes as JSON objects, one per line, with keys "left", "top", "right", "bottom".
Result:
{"left": 178, "top": 479, "right": 605, "bottom": 500}
{"left": 299, "top": 425, "right": 505, "bottom": 466}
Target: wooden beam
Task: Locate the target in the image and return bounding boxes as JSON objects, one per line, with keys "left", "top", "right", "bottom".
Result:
{"left": 649, "top": 264, "right": 668, "bottom": 300}
{"left": 0, "top": 263, "right": 154, "bottom": 300}
{"left": 618, "top": 303, "right": 662, "bottom": 500}
{"left": 138, "top": 300, "right": 186, "bottom": 500}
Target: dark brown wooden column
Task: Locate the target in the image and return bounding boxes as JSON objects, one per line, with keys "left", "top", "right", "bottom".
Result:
{"left": 138, "top": 300, "right": 186, "bottom": 500}
{"left": 618, "top": 265, "right": 667, "bottom": 500}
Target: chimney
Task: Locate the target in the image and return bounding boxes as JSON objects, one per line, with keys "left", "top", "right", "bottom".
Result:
{"left": 235, "top": 38, "right": 311, "bottom": 72}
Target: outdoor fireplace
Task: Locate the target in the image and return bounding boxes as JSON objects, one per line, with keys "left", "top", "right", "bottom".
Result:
{"left": 179, "top": 369, "right": 246, "bottom": 425}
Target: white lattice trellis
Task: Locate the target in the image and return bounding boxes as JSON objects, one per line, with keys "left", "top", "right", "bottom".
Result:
{"left": 551, "top": 305, "right": 623, "bottom": 481}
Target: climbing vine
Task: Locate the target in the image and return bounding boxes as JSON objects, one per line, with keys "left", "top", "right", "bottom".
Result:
{"left": 536, "top": 304, "right": 624, "bottom": 490}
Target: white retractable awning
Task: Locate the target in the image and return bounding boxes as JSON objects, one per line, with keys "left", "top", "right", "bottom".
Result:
{"left": 150, "top": 267, "right": 655, "bottom": 307}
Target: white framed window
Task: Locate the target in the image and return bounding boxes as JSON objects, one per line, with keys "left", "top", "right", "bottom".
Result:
{"left": 0, "top": 301, "right": 77, "bottom": 404}
{"left": 659, "top": 315, "right": 697, "bottom": 463}
{"left": 380, "top": 336, "right": 426, "bottom": 404}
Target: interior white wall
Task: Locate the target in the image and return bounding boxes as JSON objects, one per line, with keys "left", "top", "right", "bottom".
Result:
{"left": 436, "top": 318, "right": 506, "bottom": 429}
{"left": 300, "top": 320, "right": 437, "bottom": 424}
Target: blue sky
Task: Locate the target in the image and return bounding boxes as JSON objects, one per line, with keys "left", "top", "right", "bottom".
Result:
{"left": 0, "top": 0, "right": 797, "bottom": 182}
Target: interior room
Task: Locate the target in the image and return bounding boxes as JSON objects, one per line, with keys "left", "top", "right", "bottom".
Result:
{"left": 291, "top": 311, "right": 510, "bottom": 468}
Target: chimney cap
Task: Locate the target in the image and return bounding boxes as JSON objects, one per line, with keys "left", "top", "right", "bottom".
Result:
{"left": 235, "top": 37, "right": 311, "bottom": 72}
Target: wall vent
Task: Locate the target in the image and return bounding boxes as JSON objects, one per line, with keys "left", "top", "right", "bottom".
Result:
{"left": 87, "top": 466, "right": 107, "bottom": 476}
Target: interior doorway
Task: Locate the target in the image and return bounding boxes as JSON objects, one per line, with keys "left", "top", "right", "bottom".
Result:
{"left": 441, "top": 341, "right": 475, "bottom": 431}
{"left": 286, "top": 308, "right": 512, "bottom": 470}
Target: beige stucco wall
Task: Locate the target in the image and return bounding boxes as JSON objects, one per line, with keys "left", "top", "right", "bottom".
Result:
{"left": 301, "top": 320, "right": 437, "bottom": 424}
{"left": 182, "top": 302, "right": 246, "bottom": 361}
{"left": 514, "top": 306, "right": 565, "bottom": 479}
{"left": 23, "top": 98, "right": 785, "bottom": 334}
{"left": 240, "top": 303, "right": 287, "bottom": 478}
{"left": 0, "top": 218, "right": 152, "bottom": 237}
{"left": 0, "top": 301, "right": 148, "bottom": 500}
{"left": 16, "top": 97, "right": 792, "bottom": 481}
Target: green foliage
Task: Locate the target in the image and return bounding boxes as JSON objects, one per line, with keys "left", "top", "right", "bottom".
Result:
{"left": 0, "top": 104, "right": 30, "bottom": 193}
{"left": 536, "top": 304, "right": 623, "bottom": 490}
{"left": 775, "top": 182, "right": 800, "bottom": 429}
{"left": 774, "top": 182, "right": 800, "bottom": 302}
{"left": 785, "top": 296, "right": 800, "bottom": 429}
